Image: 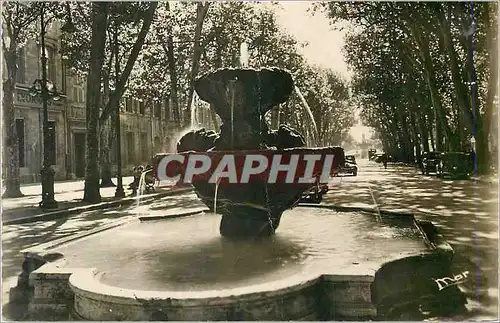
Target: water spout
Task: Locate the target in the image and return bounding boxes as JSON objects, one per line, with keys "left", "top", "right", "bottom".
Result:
{"left": 214, "top": 175, "right": 221, "bottom": 215}
{"left": 190, "top": 93, "right": 198, "bottom": 130}
{"left": 294, "top": 86, "right": 319, "bottom": 145}
{"left": 229, "top": 79, "right": 236, "bottom": 149}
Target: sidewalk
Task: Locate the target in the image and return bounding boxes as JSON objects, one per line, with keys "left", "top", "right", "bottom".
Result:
{"left": 2, "top": 176, "right": 134, "bottom": 212}
{"left": 385, "top": 161, "right": 498, "bottom": 184}
{"left": 2, "top": 177, "right": 192, "bottom": 225}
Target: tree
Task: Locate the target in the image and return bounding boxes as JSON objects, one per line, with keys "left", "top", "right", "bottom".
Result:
{"left": 60, "top": 2, "right": 158, "bottom": 199}
{"left": 2, "top": 2, "right": 41, "bottom": 197}
{"left": 324, "top": 2, "right": 497, "bottom": 170}
{"left": 82, "top": 2, "right": 109, "bottom": 203}
{"left": 185, "top": 2, "right": 210, "bottom": 127}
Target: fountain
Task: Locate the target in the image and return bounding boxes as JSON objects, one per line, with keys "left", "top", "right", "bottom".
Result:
{"left": 156, "top": 67, "right": 344, "bottom": 238}
{"left": 8, "top": 68, "right": 466, "bottom": 321}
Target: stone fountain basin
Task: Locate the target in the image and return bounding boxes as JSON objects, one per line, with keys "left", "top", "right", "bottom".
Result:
{"left": 24, "top": 206, "right": 453, "bottom": 321}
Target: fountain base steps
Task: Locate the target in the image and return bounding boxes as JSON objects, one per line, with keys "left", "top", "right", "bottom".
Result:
{"left": 15, "top": 206, "right": 456, "bottom": 321}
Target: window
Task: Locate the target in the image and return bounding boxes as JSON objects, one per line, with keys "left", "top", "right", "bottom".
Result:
{"left": 126, "top": 132, "right": 135, "bottom": 164}
{"left": 15, "top": 119, "right": 25, "bottom": 167}
{"left": 154, "top": 136, "right": 161, "bottom": 153}
{"left": 47, "top": 121, "right": 56, "bottom": 165}
{"left": 139, "top": 101, "right": 145, "bottom": 115}
{"left": 16, "top": 48, "right": 25, "bottom": 84}
{"left": 125, "top": 98, "right": 133, "bottom": 112}
{"left": 72, "top": 75, "right": 85, "bottom": 104}
{"left": 140, "top": 133, "right": 148, "bottom": 160}
{"left": 133, "top": 99, "right": 139, "bottom": 114}
{"left": 61, "top": 61, "right": 67, "bottom": 93}
{"left": 46, "top": 46, "right": 57, "bottom": 84}
{"left": 154, "top": 101, "right": 161, "bottom": 119}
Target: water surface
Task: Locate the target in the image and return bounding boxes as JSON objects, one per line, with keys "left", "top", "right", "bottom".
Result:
{"left": 55, "top": 207, "right": 427, "bottom": 291}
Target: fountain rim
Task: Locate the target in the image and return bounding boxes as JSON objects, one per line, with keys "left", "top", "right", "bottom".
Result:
{"left": 69, "top": 266, "right": 335, "bottom": 304}
{"left": 65, "top": 215, "right": 448, "bottom": 306}
{"left": 64, "top": 209, "right": 447, "bottom": 302}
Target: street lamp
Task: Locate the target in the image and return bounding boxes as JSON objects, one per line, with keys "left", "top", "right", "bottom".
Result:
{"left": 467, "top": 2, "right": 478, "bottom": 177}
{"left": 114, "top": 23, "right": 125, "bottom": 198}
{"left": 36, "top": 3, "right": 76, "bottom": 209}
{"left": 35, "top": 4, "right": 59, "bottom": 209}
{"left": 30, "top": 79, "right": 61, "bottom": 101}
{"left": 30, "top": 79, "right": 61, "bottom": 207}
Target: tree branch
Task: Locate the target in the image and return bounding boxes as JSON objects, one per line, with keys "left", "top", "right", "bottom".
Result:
{"left": 99, "top": 1, "right": 158, "bottom": 121}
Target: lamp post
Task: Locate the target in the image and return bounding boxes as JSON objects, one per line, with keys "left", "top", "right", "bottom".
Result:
{"left": 114, "top": 23, "right": 125, "bottom": 198}
{"left": 466, "top": 2, "right": 477, "bottom": 176}
{"left": 37, "top": 4, "right": 58, "bottom": 209}
{"left": 33, "top": 3, "right": 76, "bottom": 208}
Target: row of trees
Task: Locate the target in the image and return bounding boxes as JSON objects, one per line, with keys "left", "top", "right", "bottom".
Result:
{"left": 3, "top": 2, "right": 354, "bottom": 200}
{"left": 323, "top": 2, "right": 498, "bottom": 173}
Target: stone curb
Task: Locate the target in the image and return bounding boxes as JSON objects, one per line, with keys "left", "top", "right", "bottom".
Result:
{"left": 138, "top": 207, "right": 209, "bottom": 222}
{"left": 3, "top": 187, "right": 194, "bottom": 226}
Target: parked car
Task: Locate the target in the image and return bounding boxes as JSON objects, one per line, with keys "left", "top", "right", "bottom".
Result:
{"left": 437, "top": 152, "right": 473, "bottom": 179}
{"left": 341, "top": 155, "right": 358, "bottom": 176}
{"left": 300, "top": 184, "right": 329, "bottom": 203}
{"left": 421, "top": 151, "right": 442, "bottom": 175}
{"left": 373, "top": 153, "right": 387, "bottom": 163}
{"left": 368, "top": 149, "right": 377, "bottom": 161}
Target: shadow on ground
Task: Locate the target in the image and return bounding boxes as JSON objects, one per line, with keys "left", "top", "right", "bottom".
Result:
{"left": 324, "top": 162, "right": 498, "bottom": 320}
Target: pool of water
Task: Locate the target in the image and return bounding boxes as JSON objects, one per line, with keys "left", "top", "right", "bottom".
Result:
{"left": 54, "top": 207, "right": 428, "bottom": 292}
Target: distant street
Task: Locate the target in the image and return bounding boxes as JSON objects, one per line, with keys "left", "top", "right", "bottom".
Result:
{"left": 2, "top": 160, "right": 498, "bottom": 320}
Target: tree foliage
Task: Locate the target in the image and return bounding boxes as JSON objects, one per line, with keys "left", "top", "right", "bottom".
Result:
{"left": 130, "top": 2, "right": 354, "bottom": 146}
{"left": 323, "top": 2, "right": 498, "bottom": 171}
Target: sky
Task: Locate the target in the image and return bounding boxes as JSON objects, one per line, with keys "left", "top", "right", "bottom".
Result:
{"left": 274, "top": 2, "right": 373, "bottom": 143}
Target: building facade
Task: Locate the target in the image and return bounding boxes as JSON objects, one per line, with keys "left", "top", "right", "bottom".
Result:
{"left": 3, "top": 21, "right": 190, "bottom": 184}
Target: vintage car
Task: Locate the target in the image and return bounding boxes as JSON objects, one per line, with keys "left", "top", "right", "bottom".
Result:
{"left": 421, "top": 151, "right": 442, "bottom": 175}
{"left": 299, "top": 183, "right": 329, "bottom": 203}
{"left": 436, "top": 152, "right": 473, "bottom": 179}
{"left": 340, "top": 155, "right": 358, "bottom": 176}
{"left": 373, "top": 153, "right": 387, "bottom": 163}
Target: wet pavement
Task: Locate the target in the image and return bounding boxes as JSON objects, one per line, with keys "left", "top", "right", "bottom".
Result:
{"left": 1, "top": 160, "right": 498, "bottom": 320}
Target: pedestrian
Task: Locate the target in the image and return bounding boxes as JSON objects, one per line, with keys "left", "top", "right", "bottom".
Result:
{"left": 382, "top": 154, "right": 388, "bottom": 169}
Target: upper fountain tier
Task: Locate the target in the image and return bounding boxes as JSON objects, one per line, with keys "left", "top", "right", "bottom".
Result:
{"left": 194, "top": 68, "right": 294, "bottom": 121}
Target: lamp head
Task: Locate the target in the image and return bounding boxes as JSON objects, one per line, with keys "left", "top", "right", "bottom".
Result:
{"left": 30, "top": 79, "right": 41, "bottom": 96}
{"left": 50, "top": 82, "right": 61, "bottom": 101}
{"left": 61, "top": 20, "right": 77, "bottom": 34}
